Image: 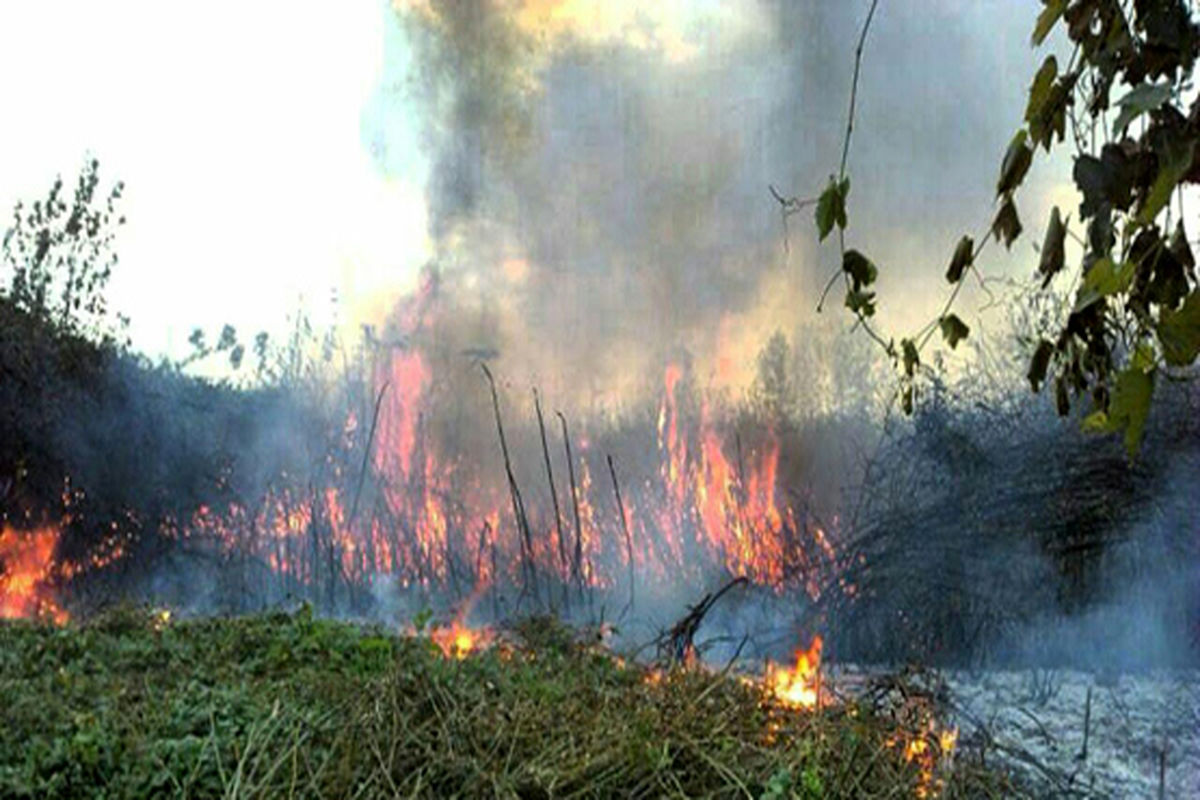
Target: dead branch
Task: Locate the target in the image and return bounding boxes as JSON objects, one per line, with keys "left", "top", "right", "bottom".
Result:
{"left": 348, "top": 381, "right": 389, "bottom": 526}
{"left": 557, "top": 411, "right": 585, "bottom": 598}
{"left": 607, "top": 453, "right": 635, "bottom": 619}
{"left": 658, "top": 576, "right": 749, "bottom": 665}
{"left": 481, "top": 364, "right": 539, "bottom": 607}
{"left": 534, "top": 389, "right": 568, "bottom": 605}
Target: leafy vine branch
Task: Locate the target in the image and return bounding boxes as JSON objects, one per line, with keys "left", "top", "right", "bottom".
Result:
{"left": 773, "top": 0, "right": 1200, "bottom": 454}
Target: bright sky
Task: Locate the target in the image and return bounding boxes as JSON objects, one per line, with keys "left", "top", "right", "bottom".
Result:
{"left": 0, "top": 0, "right": 1070, "bottom": 378}
{"left": 0, "top": 0, "right": 431, "bottom": 361}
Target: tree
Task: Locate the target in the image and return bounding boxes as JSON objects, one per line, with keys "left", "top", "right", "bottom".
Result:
{"left": 752, "top": 330, "right": 797, "bottom": 424}
{"left": 777, "top": 0, "right": 1200, "bottom": 456}
{"left": 2, "top": 158, "right": 126, "bottom": 344}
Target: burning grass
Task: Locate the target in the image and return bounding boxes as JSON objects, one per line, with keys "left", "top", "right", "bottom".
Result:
{"left": 0, "top": 608, "right": 1013, "bottom": 798}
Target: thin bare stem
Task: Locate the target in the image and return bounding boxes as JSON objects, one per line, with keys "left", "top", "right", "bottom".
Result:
{"left": 840, "top": 0, "right": 882, "bottom": 182}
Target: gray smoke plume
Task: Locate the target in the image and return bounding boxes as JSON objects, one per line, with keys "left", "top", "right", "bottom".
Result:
{"left": 363, "top": 0, "right": 1052, "bottom": 410}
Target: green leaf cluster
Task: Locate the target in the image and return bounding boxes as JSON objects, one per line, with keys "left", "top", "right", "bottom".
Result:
{"left": 1011, "top": 0, "right": 1200, "bottom": 455}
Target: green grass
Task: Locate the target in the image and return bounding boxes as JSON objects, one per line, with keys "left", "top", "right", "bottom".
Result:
{"left": 0, "top": 607, "right": 1009, "bottom": 798}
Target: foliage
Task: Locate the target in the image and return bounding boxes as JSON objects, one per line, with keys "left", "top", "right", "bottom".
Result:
{"left": 782, "top": 0, "right": 1200, "bottom": 457}
{"left": 1005, "top": 0, "right": 1200, "bottom": 457}
{"left": 1, "top": 159, "right": 127, "bottom": 346}
{"left": 752, "top": 330, "right": 799, "bottom": 423}
{"left": 0, "top": 610, "right": 1010, "bottom": 798}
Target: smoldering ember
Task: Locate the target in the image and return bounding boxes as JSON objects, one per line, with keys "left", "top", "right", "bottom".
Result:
{"left": 1, "top": 2, "right": 1198, "bottom": 799}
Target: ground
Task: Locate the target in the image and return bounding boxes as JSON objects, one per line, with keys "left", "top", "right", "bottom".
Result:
{"left": 0, "top": 608, "right": 1008, "bottom": 799}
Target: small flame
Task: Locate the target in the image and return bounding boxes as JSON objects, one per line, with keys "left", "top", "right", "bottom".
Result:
{"left": 430, "top": 621, "right": 492, "bottom": 659}
{"left": 889, "top": 717, "right": 958, "bottom": 798}
{"left": 765, "top": 634, "right": 823, "bottom": 709}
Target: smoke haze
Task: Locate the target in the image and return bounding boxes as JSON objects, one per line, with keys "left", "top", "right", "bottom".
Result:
{"left": 363, "top": 0, "right": 1057, "bottom": 411}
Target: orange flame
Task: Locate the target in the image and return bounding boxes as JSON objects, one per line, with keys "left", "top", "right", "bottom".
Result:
{"left": 429, "top": 620, "right": 492, "bottom": 659}
{"left": 46, "top": 349, "right": 842, "bottom": 609}
{"left": 653, "top": 362, "right": 821, "bottom": 590}
{"left": 0, "top": 525, "right": 67, "bottom": 623}
{"left": 889, "top": 717, "right": 958, "bottom": 798}
{"left": 765, "top": 634, "right": 823, "bottom": 709}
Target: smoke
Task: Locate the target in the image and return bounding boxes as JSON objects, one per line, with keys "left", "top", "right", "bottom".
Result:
{"left": 364, "top": 0, "right": 1049, "bottom": 412}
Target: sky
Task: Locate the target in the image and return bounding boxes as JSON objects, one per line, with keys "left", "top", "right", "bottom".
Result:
{"left": 0, "top": 0, "right": 1069, "bottom": 396}
{"left": 0, "top": 0, "right": 430, "bottom": 359}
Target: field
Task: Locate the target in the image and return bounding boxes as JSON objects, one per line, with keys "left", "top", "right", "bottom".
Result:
{"left": 0, "top": 608, "right": 1010, "bottom": 799}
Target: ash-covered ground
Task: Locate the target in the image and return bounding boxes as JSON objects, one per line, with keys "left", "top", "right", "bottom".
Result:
{"left": 945, "top": 669, "right": 1200, "bottom": 799}
{"left": 815, "top": 663, "right": 1200, "bottom": 799}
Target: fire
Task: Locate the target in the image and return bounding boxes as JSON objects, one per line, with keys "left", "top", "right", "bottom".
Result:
{"left": 0, "top": 525, "right": 67, "bottom": 624}
{"left": 156, "top": 356, "right": 840, "bottom": 605}
{"left": 10, "top": 335, "right": 842, "bottom": 623}
{"left": 764, "top": 634, "right": 823, "bottom": 709}
{"left": 889, "top": 716, "right": 958, "bottom": 798}
{"left": 654, "top": 362, "right": 826, "bottom": 590}
{"left": 429, "top": 621, "right": 492, "bottom": 659}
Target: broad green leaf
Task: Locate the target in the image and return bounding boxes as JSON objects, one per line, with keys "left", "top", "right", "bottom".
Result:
{"left": 815, "top": 176, "right": 849, "bottom": 242}
{"left": 1025, "top": 58, "right": 1075, "bottom": 151}
{"left": 1038, "top": 206, "right": 1067, "bottom": 287}
{"left": 1028, "top": 339, "right": 1053, "bottom": 392}
{"left": 1112, "top": 82, "right": 1172, "bottom": 137}
{"left": 1105, "top": 364, "right": 1155, "bottom": 457}
{"left": 993, "top": 196, "right": 1023, "bottom": 249}
{"left": 842, "top": 249, "right": 877, "bottom": 290}
{"left": 844, "top": 288, "right": 876, "bottom": 318}
{"left": 1158, "top": 290, "right": 1200, "bottom": 366}
{"left": 1074, "top": 145, "right": 1135, "bottom": 220}
{"left": 946, "top": 235, "right": 974, "bottom": 283}
{"left": 901, "top": 338, "right": 919, "bottom": 378}
{"left": 1032, "top": 0, "right": 1067, "bottom": 46}
{"left": 1137, "top": 139, "right": 1194, "bottom": 225}
{"left": 939, "top": 314, "right": 970, "bottom": 349}
{"left": 997, "top": 130, "right": 1033, "bottom": 196}
{"left": 1169, "top": 220, "right": 1195, "bottom": 272}
{"left": 1073, "top": 257, "right": 1134, "bottom": 312}
{"left": 1025, "top": 56, "right": 1058, "bottom": 132}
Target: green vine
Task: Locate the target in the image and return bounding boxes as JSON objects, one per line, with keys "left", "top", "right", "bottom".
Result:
{"left": 775, "top": 0, "right": 1200, "bottom": 455}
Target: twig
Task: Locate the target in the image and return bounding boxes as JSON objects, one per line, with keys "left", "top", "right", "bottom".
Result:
{"left": 839, "top": 0, "right": 882, "bottom": 182}
{"left": 816, "top": 267, "right": 843, "bottom": 313}
{"left": 475, "top": 520, "right": 490, "bottom": 588}
{"left": 768, "top": 184, "right": 820, "bottom": 217}
{"left": 607, "top": 453, "right": 635, "bottom": 620}
{"left": 534, "top": 389, "right": 568, "bottom": 602}
{"left": 1078, "top": 686, "right": 1091, "bottom": 762}
{"left": 481, "top": 364, "right": 539, "bottom": 607}
{"left": 557, "top": 411, "right": 585, "bottom": 598}
{"left": 693, "top": 634, "right": 751, "bottom": 706}
{"left": 348, "top": 382, "right": 389, "bottom": 526}
{"left": 1157, "top": 741, "right": 1166, "bottom": 800}
{"left": 768, "top": 184, "right": 820, "bottom": 254}
{"left": 659, "top": 577, "right": 749, "bottom": 664}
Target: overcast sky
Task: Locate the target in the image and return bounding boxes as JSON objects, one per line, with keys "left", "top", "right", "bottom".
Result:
{"left": 0, "top": 1, "right": 1066, "bottom": 383}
